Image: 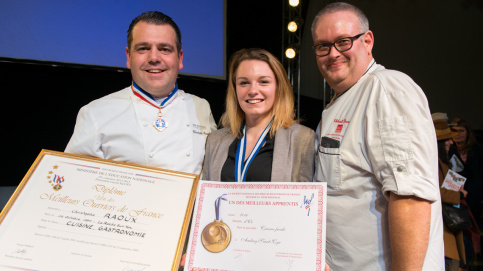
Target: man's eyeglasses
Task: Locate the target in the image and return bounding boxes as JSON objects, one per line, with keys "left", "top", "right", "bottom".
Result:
{"left": 313, "top": 33, "right": 364, "bottom": 57}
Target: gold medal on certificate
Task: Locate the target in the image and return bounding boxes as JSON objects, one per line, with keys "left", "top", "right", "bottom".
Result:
{"left": 201, "top": 194, "right": 231, "bottom": 253}
{"left": 201, "top": 219, "right": 231, "bottom": 252}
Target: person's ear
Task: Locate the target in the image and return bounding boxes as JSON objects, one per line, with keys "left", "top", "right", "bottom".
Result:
{"left": 126, "top": 47, "right": 131, "bottom": 69}
{"left": 363, "top": 31, "right": 374, "bottom": 55}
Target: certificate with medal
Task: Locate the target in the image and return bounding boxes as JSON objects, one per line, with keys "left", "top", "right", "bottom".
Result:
{"left": 185, "top": 181, "right": 327, "bottom": 270}
{"left": 0, "top": 150, "right": 198, "bottom": 271}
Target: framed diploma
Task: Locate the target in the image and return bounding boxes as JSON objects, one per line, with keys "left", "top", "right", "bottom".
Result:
{"left": 185, "top": 181, "right": 327, "bottom": 271}
{"left": 0, "top": 150, "right": 198, "bottom": 271}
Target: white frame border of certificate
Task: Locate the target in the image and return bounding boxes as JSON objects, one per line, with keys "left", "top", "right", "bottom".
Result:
{"left": 186, "top": 181, "right": 327, "bottom": 270}
{"left": 0, "top": 149, "right": 199, "bottom": 271}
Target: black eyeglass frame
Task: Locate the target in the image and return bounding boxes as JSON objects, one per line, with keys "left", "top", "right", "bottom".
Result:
{"left": 313, "top": 33, "right": 364, "bottom": 57}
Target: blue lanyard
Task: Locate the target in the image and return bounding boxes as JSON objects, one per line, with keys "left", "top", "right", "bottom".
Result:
{"left": 234, "top": 119, "right": 273, "bottom": 182}
{"left": 215, "top": 194, "right": 227, "bottom": 221}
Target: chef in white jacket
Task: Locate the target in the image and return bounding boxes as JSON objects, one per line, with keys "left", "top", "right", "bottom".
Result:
{"left": 65, "top": 11, "right": 216, "bottom": 175}
{"left": 311, "top": 2, "right": 443, "bottom": 271}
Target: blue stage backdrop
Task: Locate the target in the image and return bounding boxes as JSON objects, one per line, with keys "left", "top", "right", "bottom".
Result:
{"left": 0, "top": 0, "right": 225, "bottom": 79}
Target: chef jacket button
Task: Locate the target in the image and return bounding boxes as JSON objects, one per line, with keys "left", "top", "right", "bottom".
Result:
{"left": 397, "top": 166, "right": 405, "bottom": 172}
{"left": 186, "top": 152, "right": 190, "bottom": 157}
{"left": 186, "top": 122, "right": 190, "bottom": 127}
{"left": 149, "top": 152, "right": 154, "bottom": 158}
{"left": 181, "top": 96, "right": 185, "bottom": 100}
{"left": 143, "top": 123, "right": 148, "bottom": 127}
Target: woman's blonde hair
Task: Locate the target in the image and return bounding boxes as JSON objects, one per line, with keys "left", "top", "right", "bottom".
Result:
{"left": 220, "top": 48, "right": 296, "bottom": 138}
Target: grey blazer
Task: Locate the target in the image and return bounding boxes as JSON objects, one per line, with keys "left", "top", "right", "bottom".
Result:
{"left": 202, "top": 123, "right": 315, "bottom": 182}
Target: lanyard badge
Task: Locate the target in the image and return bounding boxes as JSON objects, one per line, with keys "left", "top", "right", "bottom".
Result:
{"left": 131, "top": 82, "right": 179, "bottom": 132}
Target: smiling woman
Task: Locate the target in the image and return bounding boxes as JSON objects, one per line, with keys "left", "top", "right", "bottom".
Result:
{"left": 235, "top": 59, "right": 276, "bottom": 130}
{"left": 201, "top": 48, "right": 316, "bottom": 183}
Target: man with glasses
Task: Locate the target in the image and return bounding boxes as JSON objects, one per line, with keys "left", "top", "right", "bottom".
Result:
{"left": 312, "top": 2, "right": 443, "bottom": 270}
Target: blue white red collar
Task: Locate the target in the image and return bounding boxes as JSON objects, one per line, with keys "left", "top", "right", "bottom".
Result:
{"left": 131, "top": 81, "right": 179, "bottom": 109}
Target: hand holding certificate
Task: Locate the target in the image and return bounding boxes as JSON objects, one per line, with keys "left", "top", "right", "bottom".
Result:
{"left": 0, "top": 150, "right": 198, "bottom": 271}
{"left": 185, "top": 181, "right": 327, "bottom": 271}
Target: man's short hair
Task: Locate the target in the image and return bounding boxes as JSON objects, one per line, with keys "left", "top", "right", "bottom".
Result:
{"left": 127, "top": 11, "right": 182, "bottom": 53}
{"left": 311, "top": 2, "right": 369, "bottom": 35}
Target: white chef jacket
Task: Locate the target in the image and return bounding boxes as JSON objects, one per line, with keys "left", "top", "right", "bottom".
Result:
{"left": 315, "top": 61, "right": 444, "bottom": 270}
{"left": 65, "top": 85, "right": 217, "bottom": 175}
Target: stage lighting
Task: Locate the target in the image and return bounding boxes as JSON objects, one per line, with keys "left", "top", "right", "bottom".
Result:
{"left": 288, "top": 21, "right": 297, "bottom": 32}
{"left": 289, "top": 0, "right": 299, "bottom": 7}
{"left": 288, "top": 18, "right": 303, "bottom": 33}
{"left": 285, "top": 48, "right": 296, "bottom": 59}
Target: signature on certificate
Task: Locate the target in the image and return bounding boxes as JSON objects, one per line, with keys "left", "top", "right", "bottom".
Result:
{"left": 300, "top": 193, "right": 314, "bottom": 216}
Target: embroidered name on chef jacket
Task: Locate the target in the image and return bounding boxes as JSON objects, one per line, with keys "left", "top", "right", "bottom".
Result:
{"left": 192, "top": 124, "right": 210, "bottom": 135}
{"left": 325, "top": 118, "right": 350, "bottom": 141}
